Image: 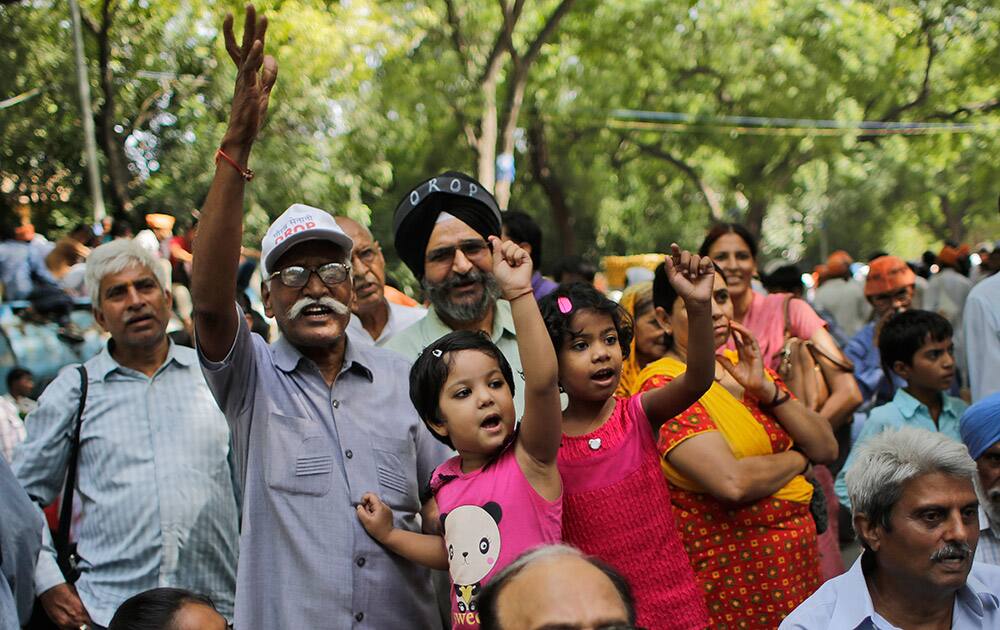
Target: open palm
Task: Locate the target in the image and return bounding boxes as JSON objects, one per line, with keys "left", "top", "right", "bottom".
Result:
{"left": 221, "top": 6, "right": 278, "bottom": 147}
{"left": 719, "top": 321, "right": 768, "bottom": 397}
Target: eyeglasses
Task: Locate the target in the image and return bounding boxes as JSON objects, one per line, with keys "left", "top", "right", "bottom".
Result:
{"left": 425, "top": 239, "right": 491, "bottom": 266}
{"left": 268, "top": 262, "right": 352, "bottom": 288}
{"left": 871, "top": 287, "right": 911, "bottom": 307}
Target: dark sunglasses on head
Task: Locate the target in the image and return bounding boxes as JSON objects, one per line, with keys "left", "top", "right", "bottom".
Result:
{"left": 426, "top": 239, "right": 492, "bottom": 265}
{"left": 269, "top": 262, "right": 352, "bottom": 288}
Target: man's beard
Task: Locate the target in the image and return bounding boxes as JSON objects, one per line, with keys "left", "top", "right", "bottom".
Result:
{"left": 423, "top": 268, "right": 501, "bottom": 325}
{"left": 975, "top": 475, "right": 1000, "bottom": 524}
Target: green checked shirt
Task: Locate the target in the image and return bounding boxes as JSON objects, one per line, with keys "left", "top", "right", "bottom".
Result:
{"left": 384, "top": 299, "right": 525, "bottom": 417}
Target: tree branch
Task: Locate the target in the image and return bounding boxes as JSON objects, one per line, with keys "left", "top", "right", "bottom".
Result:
{"left": 879, "top": 22, "right": 937, "bottom": 122}
{"left": 633, "top": 138, "right": 723, "bottom": 221}
{"left": 442, "top": 0, "right": 474, "bottom": 78}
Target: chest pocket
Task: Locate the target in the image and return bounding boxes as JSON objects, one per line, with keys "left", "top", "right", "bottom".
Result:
{"left": 265, "top": 413, "right": 333, "bottom": 496}
{"left": 373, "top": 435, "right": 419, "bottom": 510}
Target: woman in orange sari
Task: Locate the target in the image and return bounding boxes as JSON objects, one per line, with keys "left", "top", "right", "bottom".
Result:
{"left": 637, "top": 263, "right": 837, "bottom": 629}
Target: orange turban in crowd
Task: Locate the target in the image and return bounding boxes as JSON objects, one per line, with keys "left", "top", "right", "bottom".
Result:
{"left": 865, "top": 256, "right": 916, "bottom": 296}
{"left": 937, "top": 244, "right": 972, "bottom": 268}
{"left": 145, "top": 213, "right": 176, "bottom": 231}
{"left": 825, "top": 250, "right": 853, "bottom": 278}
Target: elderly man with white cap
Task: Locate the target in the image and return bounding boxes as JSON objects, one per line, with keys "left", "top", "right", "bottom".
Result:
{"left": 191, "top": 7, "right": 448, "bottom": 629}
{"left": 961, "top": 392, "right": 1000, "bottom": 567}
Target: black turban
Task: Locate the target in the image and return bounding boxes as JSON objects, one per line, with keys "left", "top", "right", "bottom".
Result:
{"left": 392, "top": 171, "right": 502, "bottom": 279}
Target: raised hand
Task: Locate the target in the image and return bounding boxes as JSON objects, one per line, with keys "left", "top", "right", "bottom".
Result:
{"left": 718, "top": 321, "right": 773, "bottom": 400}
{"left": 356, "top": 492, "right": 395, "bottom": 543}
{"left": 488, "top": 235, "right": 533, "bottom": 300}
{"left": 221, "top": 5, "right": 278, "bottom": 149}
{"left": 663, "top": 243, "right": 715, "bottom": 309}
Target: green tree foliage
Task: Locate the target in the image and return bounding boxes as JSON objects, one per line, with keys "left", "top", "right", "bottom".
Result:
{"left": 1, "top": 0, "right": 996, "bottom": 274}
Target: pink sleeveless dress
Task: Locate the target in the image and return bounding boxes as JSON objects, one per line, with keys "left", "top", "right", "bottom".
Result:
{"left": 431, "top": 442, "right": 562, "bottom": 629}
{"left": 558, "top": 394, "right": 709, "bottom": 630}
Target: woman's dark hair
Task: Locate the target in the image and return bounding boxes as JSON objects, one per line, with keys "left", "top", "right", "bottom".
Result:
{"left": 698, "top": 222, "right": 758, "bottom": 259}
{"left": 879, "top": 309, "right": 953, "bottom": 374}
{"left": 108, "top": 588, "right": 219, "bottom": 630}
{"left": 538, "top": 283, "right": 633, "bottom": 359}
{"left": 410, "top": 330, "right": 516, "bottom": 449}
{"left": 652, "top": 262, "right": 726, "bottom": 351}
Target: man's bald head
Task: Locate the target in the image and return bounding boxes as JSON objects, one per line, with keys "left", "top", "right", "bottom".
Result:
{"left": 478, "top": 545, "right": 635, "bottom": 630}
{"left": 334, "top": 216, "right": 386, "bottom": 314}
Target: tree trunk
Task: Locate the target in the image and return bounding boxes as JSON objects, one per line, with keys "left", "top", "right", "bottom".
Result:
{"left": 92, "top": 0, "right": 134, "bottom": 216}
{"left": 744, "top": 196, "right": 767, "bottom": 240}
{"left": 527, "top": 109, "right": 575, "bottom": 256}
{"left": 476, "top": 75, "right": 498, "bottom": 193}
{"left": 938, "top": 194, "right": 966, "bottom": 242}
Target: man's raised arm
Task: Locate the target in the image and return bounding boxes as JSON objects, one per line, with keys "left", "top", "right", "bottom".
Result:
{"left": 192, "top": 5, "right": 277, "bottom": 361}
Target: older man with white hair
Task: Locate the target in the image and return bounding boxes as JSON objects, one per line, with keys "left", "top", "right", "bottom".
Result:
{"left": 191, "top": 7, "right": 448, "bottom": 629}
{"left": 782, "top": 427, "right": 1000, "bottom": 629}
{"left": 14, "top": 239, "right": 238, "bottom": 629}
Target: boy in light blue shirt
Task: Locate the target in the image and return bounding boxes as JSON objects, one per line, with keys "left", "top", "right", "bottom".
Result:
{"left": 836, "top": 310, "right": 968, "bottom": 507}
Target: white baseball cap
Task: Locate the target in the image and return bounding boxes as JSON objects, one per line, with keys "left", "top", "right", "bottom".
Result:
{"left": 260, "top": 204, "right": 354, "bottom": 275}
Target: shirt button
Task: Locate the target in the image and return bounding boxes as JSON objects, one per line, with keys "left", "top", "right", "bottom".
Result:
{"left": 332, "top": 399, "right": 340, "bottom": 408}
{"left": 355, "top": 612, "right": 364, "bottom": 622}
{"left": 345, "top": 449, "right": 353, "bottom": 459}
{"left": 356, "top": 557, "right": 365, "bottom": 567}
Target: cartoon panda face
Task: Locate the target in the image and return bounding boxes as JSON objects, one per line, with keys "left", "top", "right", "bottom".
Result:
{"left": 441, "top": 502, "right": 503, "bottom": 586}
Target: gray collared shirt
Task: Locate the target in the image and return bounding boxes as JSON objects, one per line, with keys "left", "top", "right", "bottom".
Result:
{"left": 781, "top": 553, "right": 1000, "bottom": 629}
{"left": 199, "top": 311, "right": 449, "bottom": 630}
{"left": 14, "top": 341, "right": 238, "bottom": 626}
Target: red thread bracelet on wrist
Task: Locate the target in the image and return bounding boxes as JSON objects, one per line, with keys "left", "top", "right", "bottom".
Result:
{"left": 215, "top": 148, "right": 254, "bottom": 181}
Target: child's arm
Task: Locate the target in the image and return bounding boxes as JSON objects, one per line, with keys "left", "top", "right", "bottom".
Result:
{"left": 488, "top": 237, "right": 562, "bottom": 494}
{"left": 356, "top": 493, "right": 449, "bottom": 570}
{"left": 641, "top": 244, "right": 716, "bottom": 433}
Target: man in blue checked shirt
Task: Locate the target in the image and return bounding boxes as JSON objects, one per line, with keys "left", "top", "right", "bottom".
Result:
{"left": 14, "top": 239, "right": 239, "bottom": 629}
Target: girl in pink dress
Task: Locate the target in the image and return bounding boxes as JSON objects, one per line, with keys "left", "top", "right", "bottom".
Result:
{"left": 538, "top": 245, "right": 716, "bottom": 630}
{"left": 356, "top": 237, "right": 562, "bottom": 629}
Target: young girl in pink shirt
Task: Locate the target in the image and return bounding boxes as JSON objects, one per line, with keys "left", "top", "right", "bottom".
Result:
{"left": 356, "top": 237, "right": 562, "bottom": 629}
{"left": 538, "top": 245, "right": 716, "bottom": 630}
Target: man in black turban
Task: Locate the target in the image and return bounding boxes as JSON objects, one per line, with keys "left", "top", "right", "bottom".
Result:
{"left": 386, "top": 172, "right": 527, "bottom": 414}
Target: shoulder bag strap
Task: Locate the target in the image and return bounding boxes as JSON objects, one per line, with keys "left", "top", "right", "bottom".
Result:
{"left": 782, "top": 294, "right": 794, "bottom": 341}
{"left": 53, "top": 365, "right": 87, "bottom": 556}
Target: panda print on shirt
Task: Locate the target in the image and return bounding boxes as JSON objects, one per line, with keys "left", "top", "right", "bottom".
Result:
{"left": 441, "top": 501, "right": 503, "bottom": 627}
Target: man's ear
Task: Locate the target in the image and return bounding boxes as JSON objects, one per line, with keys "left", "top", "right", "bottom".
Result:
{"left": 518, "top": 241, "right": 533, "bottom": 258}
{"left": 93, "top": 305, "right": 108, "bottom": 333}
{"left": 654, "top": 305, "right": 672, "bottom": 335}
{"left": 261, "top": 280, "right": 274, "bottom": 318}
{"left": 854, "top": 512, "right": 883, "bottom": 552}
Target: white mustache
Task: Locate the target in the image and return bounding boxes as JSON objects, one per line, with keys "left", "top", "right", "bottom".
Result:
{"left": 287, "top": 297, "right": 350, "bottom": 320}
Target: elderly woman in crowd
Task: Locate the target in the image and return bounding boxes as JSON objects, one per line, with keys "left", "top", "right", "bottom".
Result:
{"left": 615, "top": 281, "right": 670, "bottom": 397}
{"left": 636, "top": 262, "right": 837, "bottom": 628}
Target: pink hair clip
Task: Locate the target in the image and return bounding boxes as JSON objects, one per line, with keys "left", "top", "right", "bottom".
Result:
{"left": 557, "top": 296, "right": 573, "bottom": 314}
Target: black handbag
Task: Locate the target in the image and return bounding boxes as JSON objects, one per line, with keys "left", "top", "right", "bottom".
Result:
{"left": 54, "top": 365, "right": 88, "bottom": 583}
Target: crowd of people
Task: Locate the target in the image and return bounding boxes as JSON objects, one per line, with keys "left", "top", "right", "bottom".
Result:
{"left": 2, "top": 6, "right": 1000, "bottom": 630}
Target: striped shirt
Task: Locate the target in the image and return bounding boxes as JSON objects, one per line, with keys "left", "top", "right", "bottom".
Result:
{"left": 977, "top": 509, "right": 1000, "bottom": 567}
{"left": 13, "top": 341, "right": 239, "bottom": 626}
